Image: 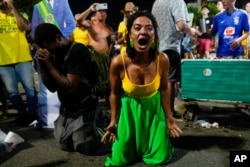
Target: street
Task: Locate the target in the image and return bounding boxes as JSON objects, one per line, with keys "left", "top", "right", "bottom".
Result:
{"left": 1, "top": 103, "right": 250, "bottom": 167}
{"left": 1, "top": 72, "right": 250, "bottom": 167}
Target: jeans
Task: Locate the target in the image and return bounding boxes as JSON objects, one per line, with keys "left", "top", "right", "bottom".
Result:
{"left": 36, "top": 58, "right": 60, "bottom": 128}
{"left": 0, "top": 142, "right": 7, "bottom": 156}
{"left": 0, "top": 61, "right": 37, "bottom": 116}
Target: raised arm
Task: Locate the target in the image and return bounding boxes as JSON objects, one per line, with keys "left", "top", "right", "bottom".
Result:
{"left": 76, "top": 3, "right": 97, "bottom": 26}
{"left": 5, "top": 0, "right": 30, "bottom": 31}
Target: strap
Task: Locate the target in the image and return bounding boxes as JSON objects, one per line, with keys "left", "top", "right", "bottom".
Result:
{"left": 36, "top": 0, "right": 60, "bottom": 29}
{"left": 157, "top": 54, "right": 160, "bottom": 75}
{"left": 64, "top": 42, "right": 77, "bottom": 62}
{"left": 121, "top": 53, "right": 127, "bottom": 73}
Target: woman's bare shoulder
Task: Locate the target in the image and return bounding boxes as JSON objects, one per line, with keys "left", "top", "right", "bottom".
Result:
{"left": 110, "top": 54, "right": 124, "bottom": 68}
{"left": 158, "top": 52, "right": 169, "bottom": 63}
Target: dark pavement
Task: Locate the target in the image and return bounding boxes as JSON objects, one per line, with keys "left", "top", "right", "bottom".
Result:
{"left": 1, "top": 103, "right": 250, "bottom": 167}
{"left": 1, "top": 72, "right": 250, "bottom": 166}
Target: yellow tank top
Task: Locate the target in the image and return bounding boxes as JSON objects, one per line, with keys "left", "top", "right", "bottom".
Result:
{"left": 121, "top": 54, "right": 161, "bottom": 98}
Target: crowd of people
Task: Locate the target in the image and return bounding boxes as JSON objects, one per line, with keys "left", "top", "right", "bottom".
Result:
{"left": 180, "top": 0, "right": 250, "bottom": 59}
{"left": 0, "top": 0, "right": 250, "bottom": 166}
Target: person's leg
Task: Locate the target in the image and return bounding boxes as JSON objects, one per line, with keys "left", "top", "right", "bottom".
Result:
{"left": 142, "top": 106, "right": 174, "bottom": 165}
{"left": 186, "top": 47, "right": 194, "bottom": 59}
{"left": 73, "top": 107, "right": 111, "bottom": 155}
{"left": 0, "top": 65, "right": 26, "bottom": 116}
{"left": 35, "top": 58, "right": 48, "bottom": 128}
{"left": 53, "top": 114, "right": 74, "bottom": 152}
{"left": 204, "top": 39, "right": 212, "bottom": 59}
{"left": 242, "top": 38, "right": 248, "bottom": 58}
{"left": 163, "top": 50, "right": 181, "bottom": 118}
{"left": 72, "top": 115, "right": 100, "bottom": 155}
{"left": 15, "top": 61, "right": 38, "bottom": 117}
{"left": 197, "top": 38, "right": 205, "bottom": 59}
{"left": 0, "top": 79, "right": 8, "bottom": 118}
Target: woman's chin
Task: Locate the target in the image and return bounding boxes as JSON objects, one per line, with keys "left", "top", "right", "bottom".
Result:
{"left": 136, "top": 45, "right": 149, "bottom": 52}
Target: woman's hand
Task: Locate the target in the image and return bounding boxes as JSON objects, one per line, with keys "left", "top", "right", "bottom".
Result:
{"left": 166, "top": 115, "right": 183, "bottom": 138}
{"left": 101, "top": 122, "right": 117, "bottom": 144}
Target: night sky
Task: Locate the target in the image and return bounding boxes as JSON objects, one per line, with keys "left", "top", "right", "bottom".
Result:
{"left": 68, "top": 0, "right": 154, "bottom": 31}
{"left": 68, "top": 0, "right": 248, "bottom": 32}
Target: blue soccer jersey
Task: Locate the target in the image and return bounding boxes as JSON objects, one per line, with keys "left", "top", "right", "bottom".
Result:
{"left": 212, "top": 9, "right": 249, "bottom": 57}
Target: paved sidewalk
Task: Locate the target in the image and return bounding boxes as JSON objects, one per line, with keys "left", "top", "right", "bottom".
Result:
{"left": 1, "top": 106, "right": 250, "bottom": 167}
{"left": 1, "top": 72, "right": 250, "bottom": 166}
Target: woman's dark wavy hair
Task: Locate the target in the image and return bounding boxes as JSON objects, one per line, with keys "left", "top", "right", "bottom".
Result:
{"left": 125, "top": 10, "right": 159, "bottom": 61}
{"left": 34, "top": 23, "right": 63, "bottom": 48}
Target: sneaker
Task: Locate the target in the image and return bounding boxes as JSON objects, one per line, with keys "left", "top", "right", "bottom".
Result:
{"left": 15, "top": 114, "right": 38, "bottom": 127}
{"left": 25, "top": 114, "right": 38, "bottom": 126}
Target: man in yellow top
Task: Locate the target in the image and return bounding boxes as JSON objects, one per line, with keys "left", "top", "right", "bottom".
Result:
{"left": 117, "top": 2, "right": 138, "bottom": 54}
{"left": 69, "top": 14, "right": 92, "bottom": 45}
{"left": 0, "top": 0, "right": 38, "bottom": 126}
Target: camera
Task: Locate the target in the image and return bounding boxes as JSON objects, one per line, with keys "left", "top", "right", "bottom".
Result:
{"left": 95, "top": 3, "right": 108, "bottom": 10}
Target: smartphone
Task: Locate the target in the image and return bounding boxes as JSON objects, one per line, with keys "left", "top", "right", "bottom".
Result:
{"left": 96, "top": 3, "right": 108, "bottom": 10}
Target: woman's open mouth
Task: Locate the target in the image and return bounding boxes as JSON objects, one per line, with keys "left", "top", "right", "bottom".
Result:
{"left": 138, "top": 38, "right": 149, "bottom": 47}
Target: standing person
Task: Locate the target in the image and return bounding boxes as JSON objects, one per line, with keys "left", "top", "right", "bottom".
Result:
{"left": 34, "top": 23, "right": 111, "bottom": 155}
{"left": 31, "top": 0, "right": 75, "bottom": 129}
{"left": 196, "top": 6, "right": 214, "bottom": 59}
{"left": 76, "top": 3, "right": 113, "bottom": 107}
{"left": 117, "top": 2, "right": 138, "bottom": 54}
{"left": 211, "top": 0, "right": 249, "bottom": 59}
{"left": 76, "top": 3, "right": 113, "bottom": 55}
{"left": 101, "top": 11, "right": 183, "bottom": 166}
{"left": 246, "top": 2, "right": 250, "bottom": 58}
{"left": 69, "top": 14, "right": 90, "bottom": 45}
{"left": 217, "top": 0, "right": 225, "bottom": 13}
{"left": 242, "top": 2, "right": 250, "bottom": 58}
{"left": 152, "top": 0, "right": 196, "bottom": 118}
{"left": 0, "top": 0, "right": 38, "bottom": 126}
{"left": 214, "top": 0, "right": 225, "bottom": 51}
{"left": 0, "top": 79, "right": 8, "bottom": 119}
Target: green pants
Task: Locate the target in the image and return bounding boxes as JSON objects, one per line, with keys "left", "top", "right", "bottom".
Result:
{"left": 105, "top": 92, "right": 174, "bottom": 166}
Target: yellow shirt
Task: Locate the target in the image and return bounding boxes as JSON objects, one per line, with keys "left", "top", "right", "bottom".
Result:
{"left": 0, "top": 13, "right": 32, "bottom": 65}
{"left": 70, "top": 27, "right": 89, "bottom": 45}
{"left": 118, "top": 21, "right": 127, "bottom": 54}
{"left": 121, "top": 54, "right": 161, "bottom": 98}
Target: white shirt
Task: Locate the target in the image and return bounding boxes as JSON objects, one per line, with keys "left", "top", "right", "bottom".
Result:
{"left": 47, "top": 0, "right": 54, "bottom": 9}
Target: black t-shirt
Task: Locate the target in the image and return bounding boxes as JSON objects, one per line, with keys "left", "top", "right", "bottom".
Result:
{"left": 197, "top": 16, "right": 214, "bottom": 39}
{"left": 55, "top": 43, "right": 95, "bottom": 108}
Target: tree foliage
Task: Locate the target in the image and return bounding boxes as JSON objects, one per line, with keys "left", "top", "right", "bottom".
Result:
{"left": 187, "top": 2, "right": 218, "bottom": 27}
